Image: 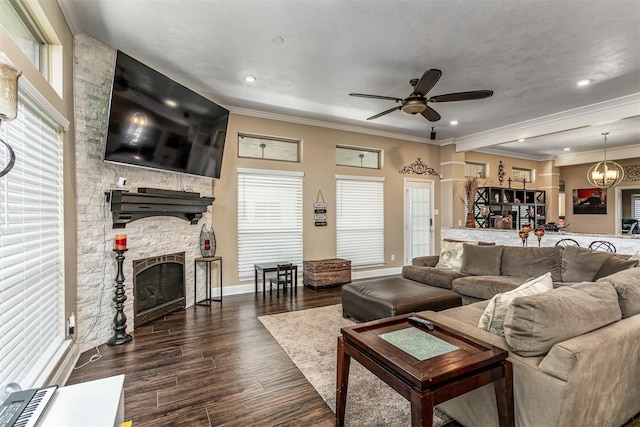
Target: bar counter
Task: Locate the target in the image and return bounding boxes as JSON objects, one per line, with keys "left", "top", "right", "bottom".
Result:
{"left": 442, "top": 227, "right": 640, "bottom": 255}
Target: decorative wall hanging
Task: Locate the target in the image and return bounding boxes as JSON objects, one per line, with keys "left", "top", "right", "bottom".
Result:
{"left": 498, "top": 161, "right": 505, "bottom": 186}
{"left": 623, "top": 164, "right": 640, "bottom": 182}
{"left": 314, "top": 190, "right": 327, "bottom": 226}
{"left": 573, "top": 188, "right": 606, "bottom": 215}
{"left": 199, "top": 224, "right": 217, "bottom": 257}
{"left": 398, "top": 158, "right": 438, "bottom": 176}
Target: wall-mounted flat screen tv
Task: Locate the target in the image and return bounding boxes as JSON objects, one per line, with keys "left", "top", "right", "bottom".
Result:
{"left": 104, "top": 51, "right": 228, "bottom": 179}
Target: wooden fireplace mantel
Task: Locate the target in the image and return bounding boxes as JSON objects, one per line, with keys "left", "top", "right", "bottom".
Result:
{"left": 106, "top": 188, "right": 214, "bottom": 228}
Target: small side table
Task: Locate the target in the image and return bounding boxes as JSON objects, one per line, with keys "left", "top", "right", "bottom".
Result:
{"left": 194, "top": 256, "right": 222, "bottom": 306}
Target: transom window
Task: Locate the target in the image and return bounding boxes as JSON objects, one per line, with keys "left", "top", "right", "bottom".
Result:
{"left": 512, "top": 167, "right": 533, "bottom": 183}
{"left": 465, "top": 162, "right": 486, "bottom": 178}
{"left": 336, "top": 146, "right": 381, "bottom": 169}
{"left": 0, "top": 1, "right": 41, "bottom": 69}
{"left": 238, "top": 134, "right": 300, "bottom": 162}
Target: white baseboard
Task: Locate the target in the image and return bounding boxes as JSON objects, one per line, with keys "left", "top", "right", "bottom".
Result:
{"left": 45, "top": 340, "right": 80, "bottom": 386}
{"left": 217, "top": 267, "right": 403, "bottom": 298}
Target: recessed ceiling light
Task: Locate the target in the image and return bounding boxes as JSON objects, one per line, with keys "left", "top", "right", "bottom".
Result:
{"left": 164, "top": 99, "right": 177, "bottom": 107}
{"left": 244, "top": 75, "right": 256, "bottom": 83}
{"left": 564, "top": 148, "right": 571, "bottom": 151}
{"left": 270, "top": 35, "right": 285, "bottom": 45}
{"left": 576, "top": 79, "right": 590, "bottom": 87}
{"left": 518, "top": 138, "right": 525, "bottom": 142}
{"left": 450, "top": 120, "right": 458, "bottom": 125}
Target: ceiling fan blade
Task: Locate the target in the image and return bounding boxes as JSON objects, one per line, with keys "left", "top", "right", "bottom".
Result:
{"left": 421, "top": 106, "right": 441, "bottom": 122}
{"left": 350, "top": 93, "right": 403, "bottom": 102}
{"left": 428, "top": 90, "right": 493, "bottom": 103}
{"left": 367, "top": 106, "right": 402, "bottom": 120}
{"left": 413, "top": 69, "right": 442, "bottom": 96}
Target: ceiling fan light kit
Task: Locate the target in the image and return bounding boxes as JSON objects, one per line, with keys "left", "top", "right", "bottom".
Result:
{"left": 350, "top": 68, "right": 493, "bottom": 122}
{"left": 586, "top": 132, "right": 624, "bottom": 189}
{"left": 402, "top": 99, "right": 427, "bottom": 114}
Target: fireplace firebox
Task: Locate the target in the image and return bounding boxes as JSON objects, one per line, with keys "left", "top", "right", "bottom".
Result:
{"left": 133, "top": 252, "right": 186, "bottom": 328}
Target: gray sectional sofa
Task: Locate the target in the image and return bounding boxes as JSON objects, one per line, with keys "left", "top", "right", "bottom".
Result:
{"left": 342, "top": 243, "right": 640, "bottom": 426}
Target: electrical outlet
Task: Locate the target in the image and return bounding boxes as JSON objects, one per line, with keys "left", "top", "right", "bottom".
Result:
{"left": 68, "top": 313, "right": 75, "bottom": 335}
{"left": 391, "top": 254, "right": 395, "bottom": 261}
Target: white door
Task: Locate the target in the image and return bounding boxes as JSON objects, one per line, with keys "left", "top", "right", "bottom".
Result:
{"left": 404, "top": 179, "right": 434, "bottom": 265}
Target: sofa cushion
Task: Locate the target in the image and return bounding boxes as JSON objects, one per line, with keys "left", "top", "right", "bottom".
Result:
{"left": 460, "top": 244, "right": 504, "bottom": 276}
{"left": 478, "top": 272, "right": 553, "bottom": 336}
{"left": 592, "top": 256, "right": 638, "bottom": 281}
{"left": 561, "top": 246, "right": 613, "bottom": 282}
{"left": 452, "top": 275, "right": 527, "bottom": 300}
{"left": 596, "top": 266, "right": 640, "bottom": 318}
{"left": 435, "top": 241, "right": 477, "bottom": 271}
{"left": 411, "top": 255, "right": 440, "bottom": 267}
{"left": 501, "top": 246, "right": 563, "bottom": 281}
{"left": 504, "top": 282, "right": 622, "bottom": 356}
{"left": 402, "top": 265, "right": 467, "bottom": 290}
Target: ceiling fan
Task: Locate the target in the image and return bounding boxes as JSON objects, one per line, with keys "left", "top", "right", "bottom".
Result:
{"left": 350, "top": 69, "right": 493, "bottom": 122}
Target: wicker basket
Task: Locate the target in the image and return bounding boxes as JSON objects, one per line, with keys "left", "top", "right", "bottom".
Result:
{"left": 303, "top": 258, "right": 351, "bottom": 289}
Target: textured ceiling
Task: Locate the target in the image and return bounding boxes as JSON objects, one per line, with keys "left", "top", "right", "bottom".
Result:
{"left": 58, "top": 0, "right": 640, "bottom": 164}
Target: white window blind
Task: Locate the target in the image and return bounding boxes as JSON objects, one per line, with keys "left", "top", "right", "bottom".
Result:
{"left": 633, "top": 195, "right": 640, "bottom": 219}
{"left": 0, "top": 97, "right": 64, "bottom": 389}
{"left": 336, "top": 175, "right": 384, "bottom": 267}
{"left": 237, "top": 169, "right": 303, "bottom": 281}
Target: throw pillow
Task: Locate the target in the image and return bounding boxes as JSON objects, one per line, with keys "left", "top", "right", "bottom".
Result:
{"left": 460, "top": 244, "right": 503, "bottom": 276}
{"left": 592, "top": 256, "right": 638, "bottom": 281}
{"left": 435, "top": 241, "right": 476, "bottom": 271}
{"left": 504, "top": 282, "right": 622, "bottom": 356}
{"left": 478, "top": 272, "right": 553, "bottom": 336}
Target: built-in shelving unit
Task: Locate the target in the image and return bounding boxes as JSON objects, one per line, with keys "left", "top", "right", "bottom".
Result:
{"left": 474, "top": 186, "right": 546, "bottom": 229}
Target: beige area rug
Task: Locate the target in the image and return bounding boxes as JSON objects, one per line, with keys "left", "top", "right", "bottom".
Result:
{"left": 258, "top": 304, "right": 452, "bottom": 427}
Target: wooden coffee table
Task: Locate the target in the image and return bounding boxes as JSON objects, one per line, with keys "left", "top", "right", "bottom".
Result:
{"left": 336, "top": 313, "right": 514, "bottom": 427}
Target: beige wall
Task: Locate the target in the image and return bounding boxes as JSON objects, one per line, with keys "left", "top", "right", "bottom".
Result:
{"left": 212, "top": 114, "right": 442, "bottom": 286}
{"left": 1, "top": 2, "right": 76, "bottom": 329}
{"left": 560, "top": 159, "right": 640, "bottom": 234}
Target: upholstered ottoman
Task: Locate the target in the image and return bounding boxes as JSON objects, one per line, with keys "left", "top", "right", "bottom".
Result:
{"left": 341, "top": 275, "right": 462, "bottom": 322}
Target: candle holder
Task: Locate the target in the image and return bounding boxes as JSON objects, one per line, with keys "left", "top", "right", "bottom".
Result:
{"left": 518, "top": 230, "right": 529, "bottom": 247}
{"left": 108, "top": 249, "right": 133, "bottom": 346}
{"left": 534, "top": 227, "right": 545, "bottom": 247}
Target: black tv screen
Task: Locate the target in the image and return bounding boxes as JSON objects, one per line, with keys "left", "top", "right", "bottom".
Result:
{"left": 104, "top": 51, "right": 228, "bottom": 179}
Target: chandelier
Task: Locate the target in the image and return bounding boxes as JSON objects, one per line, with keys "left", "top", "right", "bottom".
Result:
{"left": 586, "top": 132, "right": 624, "bottom": 189}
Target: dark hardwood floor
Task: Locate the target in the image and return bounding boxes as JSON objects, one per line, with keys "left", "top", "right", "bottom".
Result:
{"left": 67, "top": 286, "right": 640, "bottom": 427}
{"left": 67, "top": 286, "right": 343, "bottom": 427}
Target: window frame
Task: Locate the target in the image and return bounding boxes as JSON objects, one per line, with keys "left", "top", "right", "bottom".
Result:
{"left": 236, "top": 168, "right": 304, "bottom": 282}
{"left": 512, "top": 167, "right": 534, "bottom": 183}
{"left": 336, "top": 145, "right": 382, "bottom": 169}
{"left": 237, "top": 133, "right": 301, "bottom": 163}
{"left": 335, "top": 175, "right": 385, "bottom": 268}
{"left": 0, "top": 81, "right": 68, "bottom": 389}
{"left": 464, "top": 161, "right": 487, "bottom": 179}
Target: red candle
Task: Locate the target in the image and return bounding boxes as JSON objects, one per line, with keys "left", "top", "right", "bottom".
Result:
{"left": 204, "top": 239, "right": 211, "bottom": 251}
{"left": 115, "top": 234, "right": 127, "bottom": 250}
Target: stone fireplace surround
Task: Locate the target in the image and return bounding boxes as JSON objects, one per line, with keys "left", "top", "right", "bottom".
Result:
{"left": 73, "top": 34, "right": 214, "bottom": 352}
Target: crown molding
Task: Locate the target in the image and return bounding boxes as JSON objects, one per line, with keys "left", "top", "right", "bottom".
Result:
{"left": 57, "top": 0, "right": 84, "bottom": 35}
{"left": 450, "top": 93, "right": 640, "bottom": 152}
{"left": 554, "top": 144, "right": 640, "bottom": 167}
{"left": 228, "top": 107, "right": 435, "bottom": 144}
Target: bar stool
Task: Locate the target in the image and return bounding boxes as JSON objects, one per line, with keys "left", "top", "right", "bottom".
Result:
{"left": 588, "top": 241, "right": 616, "bottom": 253}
